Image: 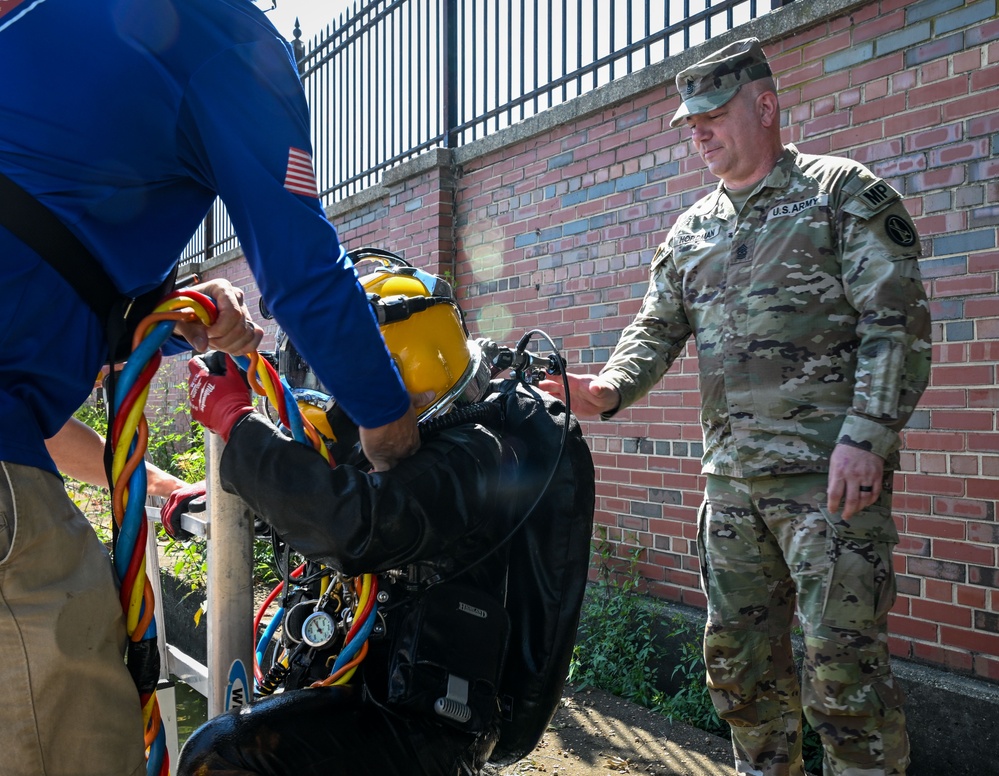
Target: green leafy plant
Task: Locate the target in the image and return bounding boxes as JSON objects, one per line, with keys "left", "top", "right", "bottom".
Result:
{"left": 569, "top": 531, "right": 666, "bottom": 707}
{"left": 653, "top": 620, "right": 728, "bottom": 737}
{"left": 163, "top": 536, "right": 208, "bottom": 590}
{"left": 145, "top": 381, "right": 205, "bottom": 482}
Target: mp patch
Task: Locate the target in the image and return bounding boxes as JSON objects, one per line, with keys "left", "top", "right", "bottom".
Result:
{"left": 857, "top": 180, "right": 899, "bottom": 214}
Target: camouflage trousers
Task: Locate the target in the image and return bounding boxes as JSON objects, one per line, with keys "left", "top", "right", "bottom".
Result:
{"left": 697, "top": 473, "right": 909, "bottom": 776}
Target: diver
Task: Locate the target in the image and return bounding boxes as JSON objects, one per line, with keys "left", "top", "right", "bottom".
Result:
{"left": 169, "top": 253, "right": 596, "bottom": 776}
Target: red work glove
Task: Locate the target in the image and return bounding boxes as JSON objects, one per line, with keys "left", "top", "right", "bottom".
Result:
{"left": 188, "top": 352, "right": 254, "bottom": 442}
{"left": 160, "top": 481, "right": 206, "bottom": 540}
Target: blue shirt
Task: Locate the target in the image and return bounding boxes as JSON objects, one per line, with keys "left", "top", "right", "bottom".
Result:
{"left": 0, "top": 0, "right": 410, "bottom": 474}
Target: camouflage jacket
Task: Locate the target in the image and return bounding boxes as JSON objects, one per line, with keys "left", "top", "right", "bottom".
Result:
{"left": 599, "top": 144, "right": 932, "bottom": 477}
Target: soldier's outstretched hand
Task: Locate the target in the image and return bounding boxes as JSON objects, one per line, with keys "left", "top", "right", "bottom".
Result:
{"left": 539, "top": 372, "right": 620, "bottom": 418}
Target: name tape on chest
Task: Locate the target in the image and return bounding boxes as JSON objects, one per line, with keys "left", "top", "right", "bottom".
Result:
{"left": 674, "top": 225, "right": 721, "bottom": 250}
{"left": 768, "top": 193, "right": 829, "bottom": 220}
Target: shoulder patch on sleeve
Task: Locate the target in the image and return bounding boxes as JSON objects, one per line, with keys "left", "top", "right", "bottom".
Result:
{"left": 883, "top": 214, "right": 919, "bottom": 249}
{"left": 843, "top": 178, "right": 902, "bottom": 219}
{"left": 650, "top": 241, "right": 671, "bottom": 272}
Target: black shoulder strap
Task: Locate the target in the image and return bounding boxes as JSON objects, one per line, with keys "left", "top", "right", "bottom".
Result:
{"left": 0, "top": 170, "right": 182, "bottom": 497}
{"left": 0, "top": 171, "right": 178, "bottom": 361}
{"left": 0, "top": 171, "right": 121, "bottom": 322}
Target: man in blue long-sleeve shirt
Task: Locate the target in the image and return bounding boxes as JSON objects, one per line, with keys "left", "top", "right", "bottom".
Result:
{"left": 0, "top": 1, "right": 419, "bottom": 773}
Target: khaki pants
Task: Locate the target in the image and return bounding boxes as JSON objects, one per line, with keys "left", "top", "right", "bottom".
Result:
{"left": 0, "top": 462, "right": 145, "bottom": 776}
{"left": 698, "top": 473, "right": 909, "bottom": 776}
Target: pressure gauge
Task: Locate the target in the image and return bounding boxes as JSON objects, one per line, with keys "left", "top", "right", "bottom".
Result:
{"left": 301, "top": 610, "right": 337, "bottom": 648}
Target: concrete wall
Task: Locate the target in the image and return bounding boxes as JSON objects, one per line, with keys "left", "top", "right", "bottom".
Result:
{"left": 179, "top": 0, "right": 999, "bottom": 682}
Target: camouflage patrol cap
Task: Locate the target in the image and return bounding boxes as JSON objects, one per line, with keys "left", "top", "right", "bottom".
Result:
{"left": 670, "top": 38, "right": 773, "bottom": 127}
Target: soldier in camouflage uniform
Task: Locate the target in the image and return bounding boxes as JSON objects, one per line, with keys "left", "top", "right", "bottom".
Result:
{"left": 543, "top": 38, "right": 931, "bottom": 776}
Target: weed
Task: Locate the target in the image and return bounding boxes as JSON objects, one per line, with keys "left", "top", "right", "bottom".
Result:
{"left": 652, "top": 621, "right": 728, "bottom": 737}
{"left": 163, "top": 536, "right": 208, "bottom": 590}
{"left": 569, "top": 531, "right": 665, "bottom": 707}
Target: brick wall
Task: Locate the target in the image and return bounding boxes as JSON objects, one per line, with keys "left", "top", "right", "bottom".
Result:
{"left": 186, "top": 0, "right": 999, "bottom": 679}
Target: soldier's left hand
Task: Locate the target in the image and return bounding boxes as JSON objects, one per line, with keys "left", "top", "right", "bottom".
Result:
{"left": 827, "top": 444, "right": 885, "bottom": 521}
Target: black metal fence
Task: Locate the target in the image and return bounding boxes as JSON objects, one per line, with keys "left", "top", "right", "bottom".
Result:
{"left": 181, "top": 0, "right": 792, "bottom": 265}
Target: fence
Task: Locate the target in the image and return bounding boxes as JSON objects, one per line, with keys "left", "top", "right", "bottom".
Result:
{"left": 180, "top": 0, "right": 794, "bottom": 265}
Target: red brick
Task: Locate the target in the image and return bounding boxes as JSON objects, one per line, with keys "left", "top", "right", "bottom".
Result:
{"left": 906, "top": 515, "right": 967, "bottom": 539}
{"left": 853, "top": 94, "right": 906, "bottom": 125}
{"left": 911, "top": 642, "right": 975, "bottom": 672}
{"left": 909, "top": 77, "right": 971, "bottom": 109}
{"left": 897, "top": 535, "right": 931, "bottom": 556}
{"left": 944, "top": 93, "right": 998, "bottom": 122}
{"left": 924, "top": 578, "right": 954, "bottom": 602}
{"left": 973, "top": 653, "right": 999, "bottom": 681}
{"left": 918, "top": 453, "right": 948, "bottom": 474}
{"left": 940, "top": 625, "right": 999, "bottom": 655}
{"left": 969, "top": 341, "right": 999, "bottom": 361}
{"left": 909, "top": 164, "right": 968, "bottom": 193}
{"left": 958, "top": 584, "right": 989, "bottom": 609}
{"left": 888, "top": 634, "right": 913, "bottom": 659}
{"left": 930, "top": 364, "right": 995, "bottom": 386}
{"left": 954, "top": 50, "right": 982, "bottom": 74}
{"left": 888, "top": 613, "right": 938, "bottom": 641}
{"left": 892, "top": 492, "right": 932, "bottom": 514}
{"left": 917, "top": 388, "right": 968, "bottom": 408}
{"left": 968, "top": 434, "right": 999, "bottom": 454}
{"left": 951, "top": 456, "right": 981, "bottom": 477}
{"left": 904, "top": 431, "right": 966, "bottom": 452}
{"left": 971, "top": 64, "right": 999, "bottom": 92}
{"left": 911, "top": 598, "right": 972, "bottom": 628}
{"left": 969, "top": 113, "right": 999, "bottom": 138}
{"left": 931, "top": 139, "right": 991, "bottom": 168}
{"left": 853, "top": 9, "right": 906, "bottom": 44}
{"left": 932, "top": 410, "right": 995, "bottom": 431}
{"left": 966, "top": 478, "right": 999, "bottom": 500}
{"left": 905, "top": 123, "right": 964, "bottom": 153}
{"left": 884, "top": 105, "right": 943, "bottom": 136}
{"left": 933, "top": 539, "right": 996, "bottom": 567}
{"left": 937, "top": 498, "right": 994, "bottom": 521}
{"left": 966, "top": 297, "right": 999, "bottom": 318}
{"left": 977, "top": 318, "right": 999, "bottom": 339}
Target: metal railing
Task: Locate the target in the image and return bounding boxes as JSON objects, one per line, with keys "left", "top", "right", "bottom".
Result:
{"left": 181, "top": 0, "right": 792, "bottom": 266}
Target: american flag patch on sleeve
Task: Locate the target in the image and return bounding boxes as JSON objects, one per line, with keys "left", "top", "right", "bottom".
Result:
{"left": 283, "top": 147, "right": 319, "bottom": 198}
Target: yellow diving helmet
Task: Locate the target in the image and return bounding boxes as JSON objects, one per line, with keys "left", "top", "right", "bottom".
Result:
{"left": 359, "top": 258, "right": 490, "bottom": 421}
{"left": 276, "top": 250, "right": 491, "bottom": 451}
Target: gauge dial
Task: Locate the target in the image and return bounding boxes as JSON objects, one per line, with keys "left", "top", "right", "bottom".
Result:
{"left": 301, "top": 610, "right": 337, "bottom": 648}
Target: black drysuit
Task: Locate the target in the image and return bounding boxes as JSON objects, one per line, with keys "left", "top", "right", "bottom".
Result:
{"left": 177, "top": 379, "right": 595, "bottom": 776}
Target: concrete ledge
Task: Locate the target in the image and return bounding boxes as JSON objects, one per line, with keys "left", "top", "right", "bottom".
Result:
{"left": 894, "top": 659, "right": 999, "bottom": 776}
